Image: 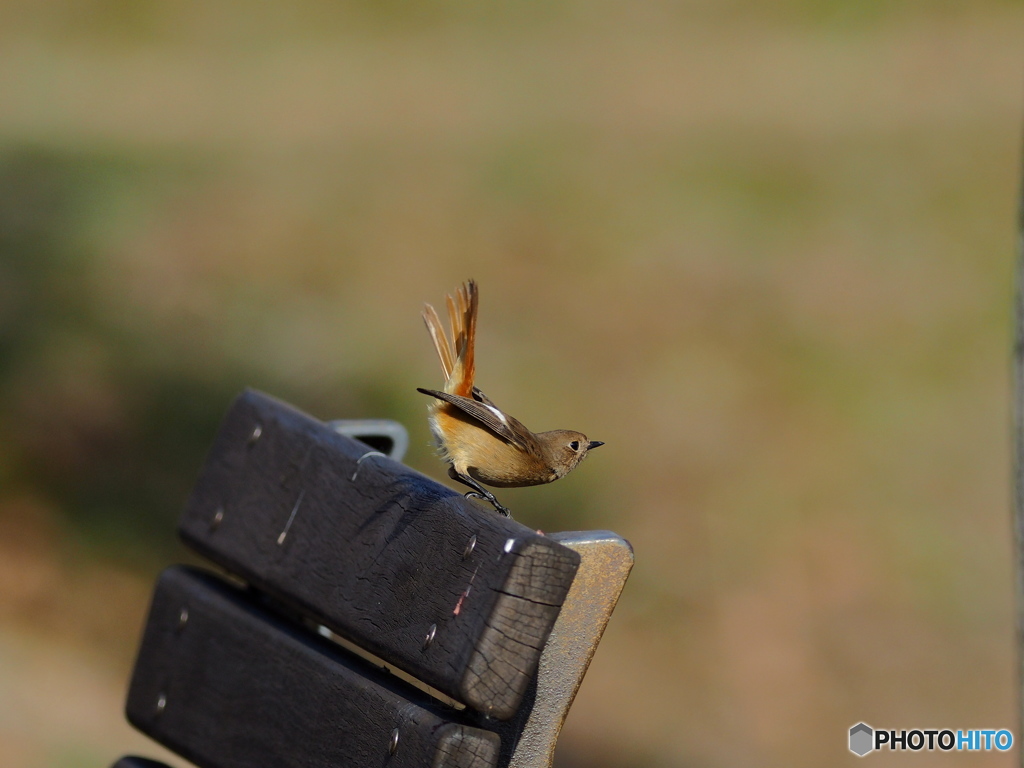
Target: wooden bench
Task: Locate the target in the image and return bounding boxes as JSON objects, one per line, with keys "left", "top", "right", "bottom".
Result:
{"left": 110, "top": 390, "right": 632, "bottom": 768}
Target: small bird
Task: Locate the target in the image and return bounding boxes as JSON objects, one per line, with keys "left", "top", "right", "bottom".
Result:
{"left": 417, "top": 280, "right": 603, "bottom": 516}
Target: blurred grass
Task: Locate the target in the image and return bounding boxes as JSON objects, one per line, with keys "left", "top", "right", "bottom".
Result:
{"left": 0, "top": 1, "right": 1021, "bottom": 766}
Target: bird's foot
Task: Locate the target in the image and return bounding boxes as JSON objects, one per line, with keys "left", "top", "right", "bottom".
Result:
{"left": 464, "top": 491, "right": 512, "bottom": 518}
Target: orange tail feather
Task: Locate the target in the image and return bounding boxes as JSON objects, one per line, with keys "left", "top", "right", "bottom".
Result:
{"left": 422, "top": 280, "right": 478, "bottom": 397}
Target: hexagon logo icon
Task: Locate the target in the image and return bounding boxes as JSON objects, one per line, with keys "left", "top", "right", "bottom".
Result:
{"left": 849, "top": 723, "right": 874, "bottom": 757}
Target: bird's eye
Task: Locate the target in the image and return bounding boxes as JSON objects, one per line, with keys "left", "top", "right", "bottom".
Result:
{"left": 569, "top": 441, "right": 580, "bottom": 451}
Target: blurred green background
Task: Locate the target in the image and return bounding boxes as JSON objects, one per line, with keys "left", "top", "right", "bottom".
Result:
{"left": 0, "top": 0, "right": 1021, "bottom": 766}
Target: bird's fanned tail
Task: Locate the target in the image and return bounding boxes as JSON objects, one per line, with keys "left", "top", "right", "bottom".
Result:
{"left": 422, "top": 280, "right": 478, "bottom": 398}
{"left": 422, "top": 303, "right": 454, "bottom": 380}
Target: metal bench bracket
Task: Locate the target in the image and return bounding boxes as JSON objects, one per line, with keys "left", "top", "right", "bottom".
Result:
{"left": 507, "top": 530, "right": 633, "bottom": 768}
{"left": 328, "top": 418, "right": 410, "bottom": 462}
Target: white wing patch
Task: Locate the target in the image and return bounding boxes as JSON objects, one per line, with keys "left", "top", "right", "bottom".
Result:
{"left": 484, "top": 404, "right": 508, "bottom": 426}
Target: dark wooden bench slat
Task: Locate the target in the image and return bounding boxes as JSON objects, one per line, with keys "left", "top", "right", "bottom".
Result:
{"left": 177, "top": 390, "right": 580, "bottom": 719}
{"left": 127, "top": 566, "right": 500, "bottom": 768}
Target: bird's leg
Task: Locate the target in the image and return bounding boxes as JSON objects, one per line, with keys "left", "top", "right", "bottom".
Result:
{"left": 448, "top": 466, "right": 512, "bottom": 517}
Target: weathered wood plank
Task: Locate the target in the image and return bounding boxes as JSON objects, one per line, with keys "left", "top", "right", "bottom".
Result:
{"left": 126, "top": 566, "right": 501, "bottom": 768}
{"left": 177, "top": 390, "right": 580, "bottom": 719}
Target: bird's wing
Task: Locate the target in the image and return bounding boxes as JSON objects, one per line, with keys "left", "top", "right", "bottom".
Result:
{"left": 471, "top": 386, "right": 499, "bottom": 408}
{"left": 416, "top": 387, "right": 531, "bottom": 451}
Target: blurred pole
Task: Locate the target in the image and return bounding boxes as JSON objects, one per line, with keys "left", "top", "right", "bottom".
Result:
{"left": 1014, "top": 129, "right": 1024, "bottom": 766}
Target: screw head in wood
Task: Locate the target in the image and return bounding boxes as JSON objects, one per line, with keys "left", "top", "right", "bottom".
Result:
{"left": 423, "top": 623, "right": 437, "bottom": 649}
{"left": 463, "top": 535, "right": 477, "bottom": 560}
{"left": 389, "top": 727, "right": 399, "bottom": 755}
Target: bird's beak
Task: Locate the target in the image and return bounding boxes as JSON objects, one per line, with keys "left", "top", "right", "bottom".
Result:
{"left": 587, "top": 441, "right": 605, "bottom": 450}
